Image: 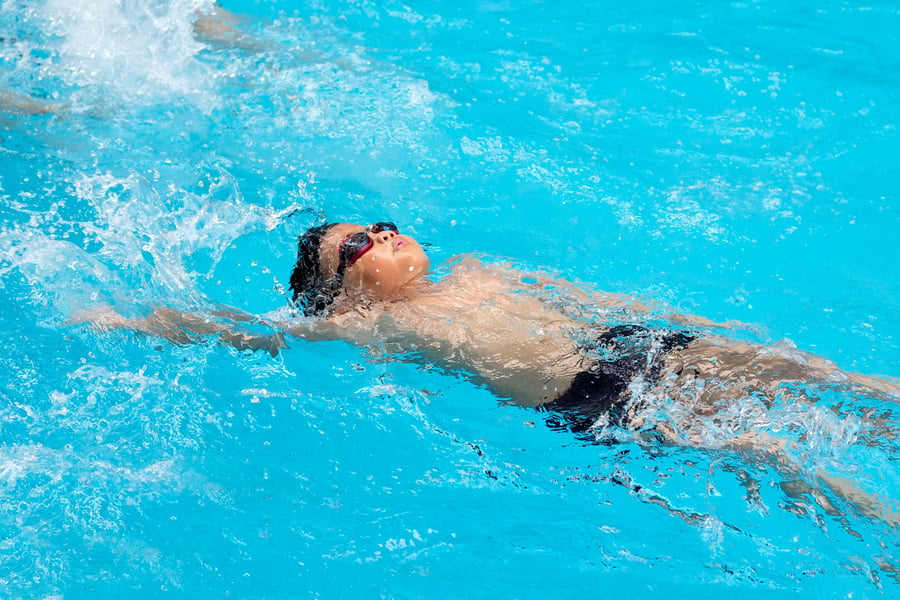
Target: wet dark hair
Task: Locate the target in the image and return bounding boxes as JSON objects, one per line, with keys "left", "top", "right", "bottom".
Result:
{"left": 288, "top": 223, "right": 344, "bottom": 316}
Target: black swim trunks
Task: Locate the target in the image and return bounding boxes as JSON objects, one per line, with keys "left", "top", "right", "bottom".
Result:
{"left": 541, "top": 325, "right": 695, "bottom": 438}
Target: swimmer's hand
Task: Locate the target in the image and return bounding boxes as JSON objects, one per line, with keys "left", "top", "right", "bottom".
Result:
{"left": 217, "top": 328, "right": 288, "bottom": 357}
{"left": 193, "top": 5, "right": 259, "bottom": 51}
{"left": 0, "top": 89, "right": 62, "bottom": 116}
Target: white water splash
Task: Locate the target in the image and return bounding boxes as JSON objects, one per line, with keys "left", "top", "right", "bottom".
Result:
{"left": 1, "top": 168, "right": 296, "bottom": 316}
{"left": 29, "top": 0, "right": 221, "bottom": 110}
{"left": 74, "top": 170, "right": 289, "bottom": 304}
{"left": 0, "top": 232, "right": 120, "bottom": 319}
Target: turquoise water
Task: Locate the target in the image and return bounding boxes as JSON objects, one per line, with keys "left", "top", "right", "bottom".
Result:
{"left": 2, "top": 0, "right": 899, "bottom": 597}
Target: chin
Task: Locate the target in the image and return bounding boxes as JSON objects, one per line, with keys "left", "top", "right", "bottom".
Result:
{"left": 406, "top": 258, "right": 430, "bottom": 281}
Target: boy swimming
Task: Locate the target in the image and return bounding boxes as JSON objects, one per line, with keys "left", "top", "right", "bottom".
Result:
{"left": 93, "top": 220, "right": 899, "bottom": 433}
{"left": 82, "top": 219, "right": 900, "bottom": 522}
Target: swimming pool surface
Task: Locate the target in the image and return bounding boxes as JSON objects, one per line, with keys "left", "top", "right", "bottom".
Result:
{"left": 2, "top": 0, "right": 899, "bottom": 597}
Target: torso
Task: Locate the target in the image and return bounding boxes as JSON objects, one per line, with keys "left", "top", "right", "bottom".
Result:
{"left": 327, "top": 259, "right": 588, "bottom": 406}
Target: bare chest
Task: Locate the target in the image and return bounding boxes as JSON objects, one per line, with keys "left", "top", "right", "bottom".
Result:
{"left": 380, "top": 290, "right": 584, "bottom": 405}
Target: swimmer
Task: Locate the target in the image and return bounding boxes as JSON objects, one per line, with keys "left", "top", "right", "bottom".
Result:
{"left": 81, "top": 220, "right": 900, "bottom": 524}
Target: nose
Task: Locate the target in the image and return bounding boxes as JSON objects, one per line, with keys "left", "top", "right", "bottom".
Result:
{"left": 373, "top": 229, "right": 397, "bottom": 243}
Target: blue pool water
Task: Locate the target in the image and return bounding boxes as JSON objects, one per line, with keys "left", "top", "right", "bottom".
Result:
{"left": 2, "top": 0, "right": 899, "bottom": 597}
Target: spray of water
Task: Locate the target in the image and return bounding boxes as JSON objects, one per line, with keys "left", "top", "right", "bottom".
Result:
{"left": 33, "top": 0, "right": 221, "bottom": 111}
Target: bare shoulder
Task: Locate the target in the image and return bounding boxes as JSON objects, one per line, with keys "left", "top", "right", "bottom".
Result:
{"left": 444, "top": 255, "right": 527, "bottom": 290}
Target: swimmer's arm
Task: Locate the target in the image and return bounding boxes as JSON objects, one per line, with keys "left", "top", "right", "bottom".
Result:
{"left": 495, "top": 261, "right": 741, "bottom": 330}
{"left": 279, "top": 310, "right": 381, "bottom": 345}
{"left": 572, "top": 283, "right": 740, "bottom": 330}
{"left": 452, "top": 256, "right": 741, "bottom": 329}
{"left": 454, "top": 257, "right": 650, "bottom": 309}
{"left": 280, "top": 319, "right": 349, "bottom": 342}
{"left": 207, "top": 304, "right": 376, "bottom": 345}
{"left": 75, "top": 306, "right": 288, "bottom": 357}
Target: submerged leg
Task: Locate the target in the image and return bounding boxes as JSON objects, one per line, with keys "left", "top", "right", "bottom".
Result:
{"left": 725, "top": 431, "right": 900, "bottom": 528}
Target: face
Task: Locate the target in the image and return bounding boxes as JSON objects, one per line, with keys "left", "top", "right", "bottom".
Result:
{"left": 319, "top": 222, "right": 430, "bottom": 298}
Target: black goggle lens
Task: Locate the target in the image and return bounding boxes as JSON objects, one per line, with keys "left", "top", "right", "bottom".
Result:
{"left": 369, "top": 221, "right": 398, "bottom": 234}
{"left": 338, "top": 222, "right": 400, "bottom": 269}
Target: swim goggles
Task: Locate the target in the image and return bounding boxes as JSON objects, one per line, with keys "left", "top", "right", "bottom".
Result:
{"left": 338, "top": 222, "right": 399, "bottom": 271}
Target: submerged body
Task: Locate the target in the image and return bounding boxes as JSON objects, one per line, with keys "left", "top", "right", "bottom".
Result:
{"left": 280, "top": 247, "right": 897, "bottom": 442}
